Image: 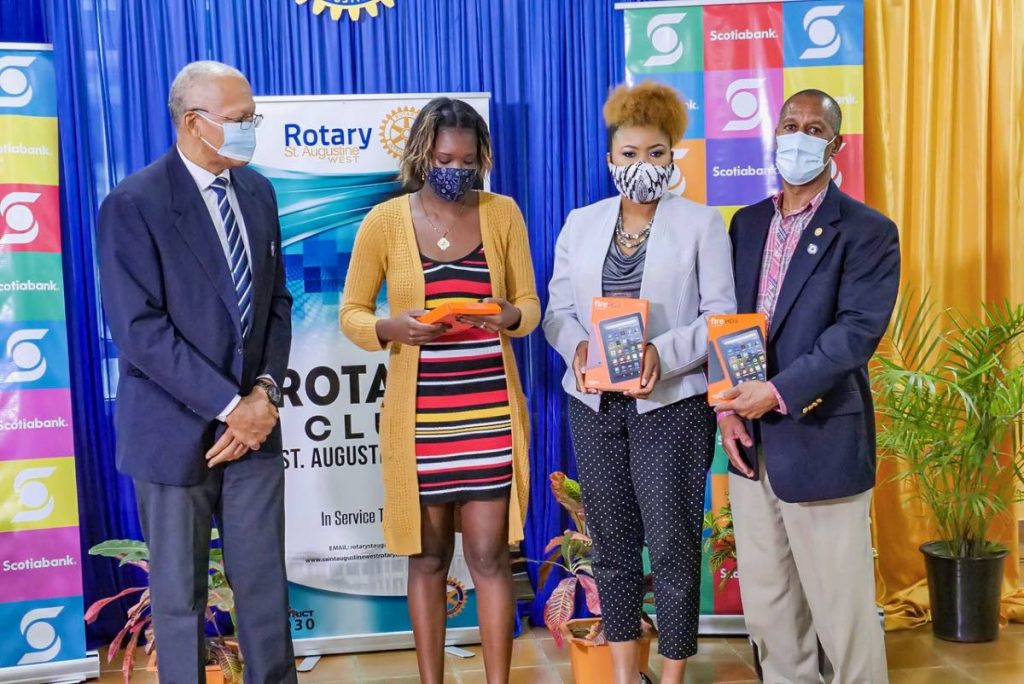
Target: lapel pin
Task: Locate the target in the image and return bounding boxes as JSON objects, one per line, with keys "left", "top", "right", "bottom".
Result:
{"left": 270, "top": 241, "right": 276, "bottom": 256}
{"left": 807, "top": 244, "right": 819, "bottom": 255}
{"left": 814, "top": 227, "right": 823, "bottom": 237}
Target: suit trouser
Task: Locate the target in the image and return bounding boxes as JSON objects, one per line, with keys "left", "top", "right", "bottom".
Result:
{"left": 729, "top": 461, "right": 887, "bottom": 684}
{"left": 568, "top": 393, "right": 716, "bottom": 660}
{"left": 134, "top": 454, "right": 297, "bottom": 684}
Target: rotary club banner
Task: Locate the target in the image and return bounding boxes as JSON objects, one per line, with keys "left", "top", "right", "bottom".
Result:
{"left": 618, "top": 0, "right": 865, "bottom": 623}
{"left": 0, "top": 43, "right": 97, "bottom": 681}
{"left": 250, "top": 93, "right": 489, "bottom": 654}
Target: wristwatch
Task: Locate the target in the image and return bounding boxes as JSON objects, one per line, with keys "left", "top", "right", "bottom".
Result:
{"left": 255, "top": 379, "right": 283, "bottom": 408}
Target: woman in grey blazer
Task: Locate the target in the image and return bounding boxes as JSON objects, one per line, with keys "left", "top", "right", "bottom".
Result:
{"left": 543, "top": 82, "right": 736, "bottom": 684}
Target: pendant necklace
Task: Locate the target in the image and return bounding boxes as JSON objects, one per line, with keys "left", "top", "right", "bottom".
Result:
{"left": 615, "top": 212, "right": 654, "bottom": 250}
{"left": 419, "top": 192, "right": 467, "bottom": 251}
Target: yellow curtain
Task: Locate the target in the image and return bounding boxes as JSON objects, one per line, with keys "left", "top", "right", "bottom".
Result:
{"left": 863, "top": 0, "right": 1024, "bottom": 629}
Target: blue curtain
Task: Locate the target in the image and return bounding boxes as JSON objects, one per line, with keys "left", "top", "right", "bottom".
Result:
{"left": 41, "top": 0, "right": 625, "bottom": 644}
{"left": 0, "top": 1, "right": 47, "bottom": 42}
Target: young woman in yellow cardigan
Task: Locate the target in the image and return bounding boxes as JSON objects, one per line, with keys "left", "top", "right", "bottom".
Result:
{"left": 340, "top": 98, "right": 539, "bottom": 684}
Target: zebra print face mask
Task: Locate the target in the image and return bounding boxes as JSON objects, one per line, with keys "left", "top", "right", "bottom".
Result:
{"left": 608, "top": 161, "right": 673, "bottom": 204}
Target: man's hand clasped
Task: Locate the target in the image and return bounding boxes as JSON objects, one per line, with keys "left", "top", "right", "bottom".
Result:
{"left": 206, "top": 387, "right": 280, "bottom": 467}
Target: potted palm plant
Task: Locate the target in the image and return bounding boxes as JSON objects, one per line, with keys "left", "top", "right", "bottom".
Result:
{"left": 872, "top": 295, "right": 1024, "bottom": 642}
{"left": 534, "top": 472, "right": 655, "bottom": 684}
{"left": 85, "top": 533, "right": 243, "bottom": 682}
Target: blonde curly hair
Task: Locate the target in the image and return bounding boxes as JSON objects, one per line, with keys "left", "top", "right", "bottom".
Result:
{"left": 603, "top": 81, "right": 688, "bottom": 147}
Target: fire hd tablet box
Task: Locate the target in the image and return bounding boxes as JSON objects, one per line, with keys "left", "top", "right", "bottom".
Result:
{"left": 706, "top": 313, "right": 768, "bottom": 403}
{"left": 585, "top": 297, "right": 650, "bottom": 393}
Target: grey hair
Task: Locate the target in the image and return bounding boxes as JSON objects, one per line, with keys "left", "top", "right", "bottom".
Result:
{"left": 168, "top": 61, "right": 246, "bottom": 125}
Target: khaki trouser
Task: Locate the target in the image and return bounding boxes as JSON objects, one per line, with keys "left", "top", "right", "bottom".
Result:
{"left": 729, "top": 462, "right": 888, "bottom": 684}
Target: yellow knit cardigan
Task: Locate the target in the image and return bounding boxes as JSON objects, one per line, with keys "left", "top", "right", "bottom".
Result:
{"left": 339, "top": 192, "right": 540, "bottom": 556}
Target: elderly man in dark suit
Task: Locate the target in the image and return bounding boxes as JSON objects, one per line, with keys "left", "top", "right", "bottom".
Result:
{"left": 715, "top": 90, "right": 900, "bottom": 684}
{"left": 98, "top": 61, "right": 295, "bottom": 683}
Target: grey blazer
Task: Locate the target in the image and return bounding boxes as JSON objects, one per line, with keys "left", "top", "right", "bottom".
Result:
{"left": 543, "top": 192, "right": 737, "bottom": 414}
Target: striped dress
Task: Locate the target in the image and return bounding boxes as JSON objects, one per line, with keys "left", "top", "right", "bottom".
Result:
{"left": 415, "top": 243, "right": 514, "bottom": 504}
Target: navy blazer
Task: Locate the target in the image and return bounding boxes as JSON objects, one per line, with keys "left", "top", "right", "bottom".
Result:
{"left": 728, "top": 183, "right": 900, "bottom": 502}
{"left": 98, "top": 148, "right": 292, "bottom": 486}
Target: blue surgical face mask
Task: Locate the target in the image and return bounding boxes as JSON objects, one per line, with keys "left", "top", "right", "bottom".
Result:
{"left": 197, "top": 112, "right": 257, "bottom": 163}
{"left": 426, "top": 167, "right": 477, "bottom": 203}
{"left": 774, "top": 132, "right": 836, "bottom": 186}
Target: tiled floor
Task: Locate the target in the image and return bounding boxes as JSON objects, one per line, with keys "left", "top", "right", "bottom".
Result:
{"left": 98, "top": 623, "right": 1024, "bottom": 683}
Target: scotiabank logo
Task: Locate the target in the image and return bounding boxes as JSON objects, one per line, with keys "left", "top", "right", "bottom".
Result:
{"left": 0, "top": 192, "right": 41, "bottom": 245}
{"left": 17, "top": 606, "right": 62, "bottom": 664}
{"left": 11, "top": 466, "right": 57, "bottom": 524}
{"left": 800, "top": 6, "right": 845, "bottom": 59}
{"left": 783, "top": 1, "right": 863, "bottom": 67}
{"left": 626, "top": 9, "right": 703, "bottom": 74}
{"left": 704, "top": 2, "right": 783, "bottom": 70}
{"left": 0, "top": 389, "right": 75, "bottom": 461}
{"left": 643, "top": 13, "right": 687, "bottom": 68}
{"left": 709, "top": 28, "right": 778, "bottom": 41}
{"left": 0, "top": 185, "right": 60, "bottom": 252}
{"left": 0, "top": 56, "right": 35, "bottom": 108}
{"left": 4, "top": 329, "right": 48, "bottom": 384}
{"left": 723, "top": 78, "right": 767, "bottom": 132}
{"left": 707, "top": 138, "right": 780, "bottom": 206}
{"left": 0, "top": 323, "right": 69, "bottom": 389}
{"left": 0, "top": 597, "right": 84, "bottom": 667}
{"left": 707, "top": 70, "right": 782, "bottom": 140}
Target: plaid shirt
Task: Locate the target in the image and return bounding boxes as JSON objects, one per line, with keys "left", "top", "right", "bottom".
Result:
{"left": 757, "top": 189, "right": 827, "bottom": 325}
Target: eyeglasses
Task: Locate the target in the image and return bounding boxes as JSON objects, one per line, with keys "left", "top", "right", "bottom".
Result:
{"left": 191, "top": 108, "right": 264, "bottom": 130}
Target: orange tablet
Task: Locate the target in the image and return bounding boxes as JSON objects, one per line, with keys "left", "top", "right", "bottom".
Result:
{"left": 417, "top": 302, "right": 501, "bottom": 335}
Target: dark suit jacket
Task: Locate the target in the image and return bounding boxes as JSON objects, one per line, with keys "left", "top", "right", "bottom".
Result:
{"left": 98, "top": 148, "right": 292, "bottom": 486}
{"left": 729, "top": 183, "right": 900, "bottom": 502}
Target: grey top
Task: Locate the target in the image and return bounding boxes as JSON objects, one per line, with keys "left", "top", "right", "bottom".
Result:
{"left": 602, "top": 235, "right": 647, "bottom": 298}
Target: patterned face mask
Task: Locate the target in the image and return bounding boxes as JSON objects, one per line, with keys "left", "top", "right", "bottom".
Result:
{"left": 608, "top": 161, "right": 673, "bottom": 204}
{"left": 426, "top": 166, "right": 477, "bottom": 202}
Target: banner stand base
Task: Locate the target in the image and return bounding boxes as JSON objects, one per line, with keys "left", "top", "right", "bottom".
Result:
{"left": 0, "top": 651, "right": 100, "bottom": 684}
{"left": 293, "top": 626, "right": 481, "bottom": 657}
{"left": 698, "top": 614, "right": 748, "bottom": 636}
{"left": 651, "top": 612, "right": 748, "bottom": 636}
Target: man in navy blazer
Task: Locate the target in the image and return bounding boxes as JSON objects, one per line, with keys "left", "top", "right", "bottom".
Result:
{"left": 98, "top": 61, "right": 296, "bottom": 683}
{"left": 715, "top": 90, "right": 899, "bottom": 683}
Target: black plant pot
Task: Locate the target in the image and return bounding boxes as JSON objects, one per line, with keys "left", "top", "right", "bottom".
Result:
{"left": 921, "top": 540, "right": 1008, "bottom": 642}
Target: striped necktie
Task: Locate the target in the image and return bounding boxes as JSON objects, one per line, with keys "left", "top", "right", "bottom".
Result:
{"left": 210, "top": 176, "right": 253, "bottom": 337}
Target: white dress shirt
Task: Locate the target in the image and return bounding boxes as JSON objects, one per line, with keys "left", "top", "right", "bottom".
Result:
{"left": 176, "top": 147, "right": 269, "bottom": 422}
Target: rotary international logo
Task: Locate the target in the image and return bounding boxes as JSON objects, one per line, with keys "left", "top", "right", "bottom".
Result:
{"left": 446, "top": 576, "right": 467, "bottom": 618}
{"left": 379, "top": 105, "right": 420, "bottom": 159}
{"left": 294, "top": 0, "right": 395, "bottom": 22}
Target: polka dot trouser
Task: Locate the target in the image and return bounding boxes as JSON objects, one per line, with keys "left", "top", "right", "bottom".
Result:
{"left": 568, "top": 392, "right": 716, "bottom": 661}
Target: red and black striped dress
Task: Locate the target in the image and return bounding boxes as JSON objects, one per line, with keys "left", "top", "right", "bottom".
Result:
{"left": 415, "top": 243, "right": 514, "bottom": 504}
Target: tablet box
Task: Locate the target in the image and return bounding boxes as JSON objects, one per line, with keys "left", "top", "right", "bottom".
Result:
{"left": 585, "top": 297, "right": 650, "bottom": 393}
{"left": 707, "top": 313, "right": 768, "bottom": 404}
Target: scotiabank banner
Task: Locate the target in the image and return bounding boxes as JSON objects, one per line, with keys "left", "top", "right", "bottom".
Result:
{"left": 0, "top": 43, "right": 90, "bottom": 676}
{"left": 619, "top": 0, "right": 865, "bottom": 619}
{"left": 622, "top": 0, "right": 864, "bottom": 227}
